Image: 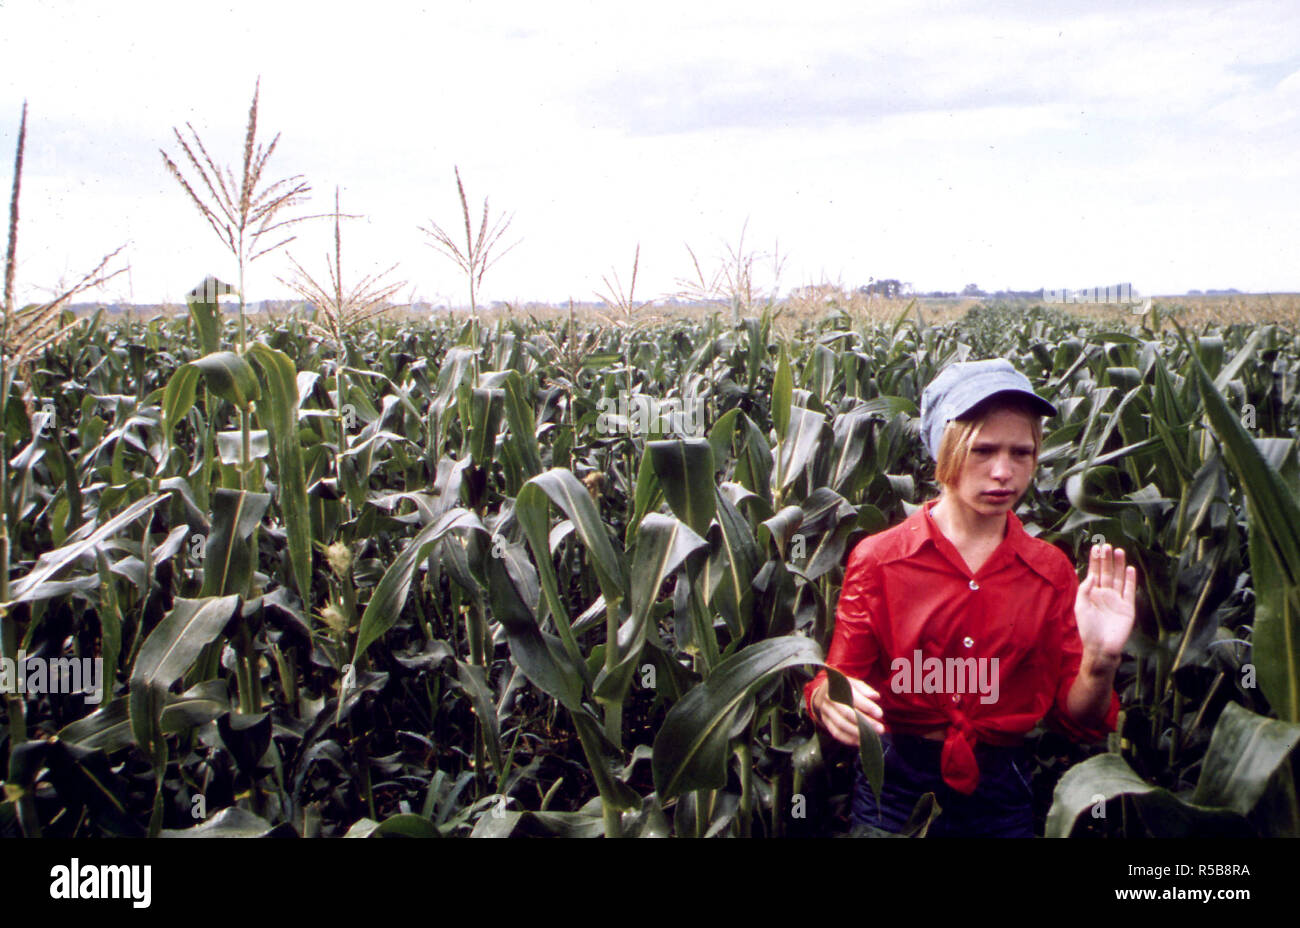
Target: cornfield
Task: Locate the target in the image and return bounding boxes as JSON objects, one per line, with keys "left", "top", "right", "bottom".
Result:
{"left": 1, "top": 294, "right": 1297, "bottom": 838}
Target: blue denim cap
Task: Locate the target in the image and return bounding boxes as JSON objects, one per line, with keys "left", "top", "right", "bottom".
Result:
{"left": 919, "top": 359, "right": 1057, "bottom": 460}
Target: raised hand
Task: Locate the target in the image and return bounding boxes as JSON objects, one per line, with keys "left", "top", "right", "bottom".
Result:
{"left": 1075, "top": 543, "right": 1137, "bottom": 661}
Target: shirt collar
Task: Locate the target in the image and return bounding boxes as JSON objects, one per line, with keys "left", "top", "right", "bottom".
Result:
{"left": 887, "top": 497, "right": 1057, "bottom": 582}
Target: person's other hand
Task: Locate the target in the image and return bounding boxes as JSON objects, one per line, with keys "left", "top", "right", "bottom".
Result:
{"left": 812, "top": 676, "right": 886, "bottom": 745}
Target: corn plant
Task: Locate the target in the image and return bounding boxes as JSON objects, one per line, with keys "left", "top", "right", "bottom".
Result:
{"left": 420, "top": 167, "right": 517, "bottom": 324}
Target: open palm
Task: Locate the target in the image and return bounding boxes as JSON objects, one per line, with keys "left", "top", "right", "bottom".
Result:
{"left": 1075, "top": 543, "right": 1137, "bottom": 659}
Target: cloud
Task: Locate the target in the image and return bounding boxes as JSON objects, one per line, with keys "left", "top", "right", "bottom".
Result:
{"left": 575, "top": 1, "right": 1300, "bottom": 138}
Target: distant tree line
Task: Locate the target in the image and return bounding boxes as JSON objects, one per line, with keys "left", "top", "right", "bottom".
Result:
{"left": 860, "top": 281, "right": 1046, "bottom": 300}
{"left": 858, "top": 278, "right": 910, "bottom": 298}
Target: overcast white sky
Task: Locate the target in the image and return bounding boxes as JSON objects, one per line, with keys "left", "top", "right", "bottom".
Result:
{"left": 1, "top": 0, "right": 1297, "bottom": 307}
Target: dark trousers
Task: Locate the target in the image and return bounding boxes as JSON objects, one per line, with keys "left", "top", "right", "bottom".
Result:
{"left": 851, "top": 733, "right": 1036, "bottom": 837}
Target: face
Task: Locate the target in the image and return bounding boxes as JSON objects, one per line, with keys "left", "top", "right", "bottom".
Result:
{"left": 945, "top": 407, "right": 1037, "bottom": 517}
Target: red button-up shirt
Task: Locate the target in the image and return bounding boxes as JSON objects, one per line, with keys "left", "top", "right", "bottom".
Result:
{"left": 805, "top": 498, "right": 1120, "bottom": 794}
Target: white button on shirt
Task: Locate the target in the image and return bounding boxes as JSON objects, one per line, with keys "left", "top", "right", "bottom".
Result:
{"left": 969, "top": 579, "right": 979, "bottom": 590}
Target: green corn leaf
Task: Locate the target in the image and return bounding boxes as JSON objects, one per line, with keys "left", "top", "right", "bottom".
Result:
{"left": 466, "top": 387, "right": 505, "bottom": 466}
{"left": 43, "top": 739, "right": 145, "bottom": 837}
{"left": 430, "top": 347, "right": 478, "bottom": 454}
{"left": 777, "top": 406, "right": 826, "bottom": 494}
{"left": 743, "top": 317, "right": 765, "bottom": 389}
{"left": 772, "top": 343, "right": 792, "bottom": 442}
{"left": 1191, "top": 702, "right": 1300, "bottom": 836}
{"left": 626, "top": 443, "right": 663, "bottom": 543}
{"left": 515, "top": 486, "right": 583, "bottom": 665}
{"left": 192, "top": 351, "right": 261, "bottom": 409}
{"left": 217, "top": 711, "right": 272, "bottom": 779}
{"left": 95, "top": 549, "right": 122, "bottom": 686}
{"left": 1248, "top": 516, "right": 1300, "bottom": 721}
{"left": 759, "top": 505, "right": 804, "bottom": 557}
{"left": 248, "top": 343, "right": 314, "bottom": 605}
{"left": 1045, "top": 752, "right": 1253, "bottom": 837}
{"left": 502, "top": 369, "right": 543, "bottom": 479}
{"left": 5, "top": 493, "right": 167, "bottom": 606}
{"left": 201, "top": 490, "right": 271, "bottom": 598}
{"left": 828, "top": 404, "right": 874, "bottom": 494}
{"left": 158, "top": 363, "right": 200, "bottom": 475}
{"left": 129, "top": 595, "right": 241, "bottom": 769}
{"left": 161, "top": 807, "right": 275, "bottom": 838}
{"left": 733, "top": 413, "right": 772, "bottom": 501}
{"left": 706, "top": 406, "right": 742, "bottom": 470}
{"left": 518, "top": 469, "right": 627, "bottom": 608}
{"left": 704, "top": 488, "right": 760, "bottom": 638}
{"left": 1189, "top": 353, "right": 1300, "bottom": 722}
{"left": 215, "top": 429, "right": 270, "bottom": 464}
{"left": 355, "top": 813, "right": 443, "bottom": 838}
{"left": 571, "top": 709, "right": 643, "bottom": 814}
{"left": 351, "top": 508, "right": 486, "bottom": 662}
{"left": 456, "top": 660, "right": 502, "bottom": 774}
{"left": 826, "top": 666, "right": 884, "bottom": 809}
{"left": 652, "top": 635, "right": 823, "bottom": 798}
{"left": 185, "top": 276, "right": 235, "bottom": 355}
{"left": 594, "top": 514, "right": 708, "bottom": 703}
{"left": 484, "top": 540, "right": 585, "bottom": 710}
{"left": 1213, "top": 326, "right": 1267, "bottom": 393}
{"left": 648, "top": 438, "right": 715, "bottom": 538}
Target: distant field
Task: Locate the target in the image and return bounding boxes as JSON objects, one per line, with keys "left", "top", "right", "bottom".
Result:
{"left": 112, "top": 290, "right": 1300, "bottom": 334}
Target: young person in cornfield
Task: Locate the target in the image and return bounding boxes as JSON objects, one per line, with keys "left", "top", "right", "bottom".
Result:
{"left": 805, "top": 359, "right": 1136, "bottom": 837}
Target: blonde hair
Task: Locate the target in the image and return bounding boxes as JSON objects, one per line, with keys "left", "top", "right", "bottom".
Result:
{"left": 934, "top": 396, "right": 1044, "bottom": 489}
